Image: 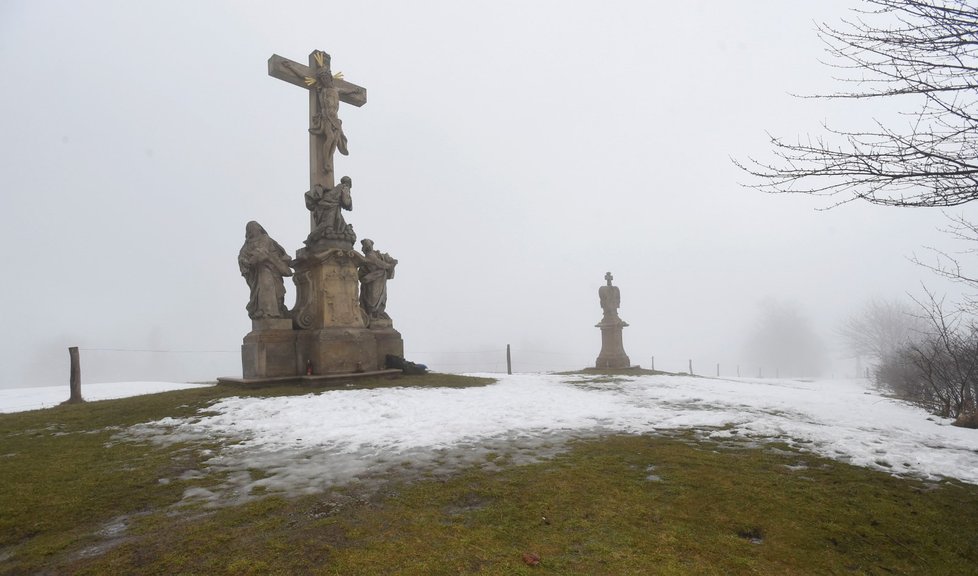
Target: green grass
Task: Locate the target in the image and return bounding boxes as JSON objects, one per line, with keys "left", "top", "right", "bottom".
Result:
{"left": 2, "top": 374, "right": 977, "bottom": 575}
{"left": 0, "top": 373, "right": 491, "bottom": 572}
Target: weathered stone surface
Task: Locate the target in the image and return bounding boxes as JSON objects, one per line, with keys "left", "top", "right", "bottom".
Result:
{"left": 595, "top": 272, "right": 631, "bottom": 369}
{"left": 239, "top": 221, "right": 293, "bottom": 320}
{"left": 305, "top": 175, "right": 356, "bottom": 251}
{"left": 240, "top": 325, "right": 403, "bottom": 378}
{"left": 242, "top": 327, "right": 299, "bottom": 378}
{"left": 296, "top": 328, "right": 376, "bottom": 374}
{"left": 372, "top": 327, "right": 405, "bottom": 365}
{"left": 251, "top": 318, "right": 292, "bottom": 331}
{"left": 291, "top": 247, "right": 366, "bottom": 330}
{"left": 595, "top": 325, "right": 631, "bottom": 369}
{"left": 358, "top": 238, "right": 397, "bottom": 326}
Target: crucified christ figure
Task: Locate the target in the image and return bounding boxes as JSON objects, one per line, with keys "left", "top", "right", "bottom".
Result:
{"left": 271, "top": 50, "right": 366, "bottom": 189}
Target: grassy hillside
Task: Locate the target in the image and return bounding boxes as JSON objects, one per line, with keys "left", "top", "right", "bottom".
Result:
{"left": 1, "top": 374, "right": 976, "bottom": 575}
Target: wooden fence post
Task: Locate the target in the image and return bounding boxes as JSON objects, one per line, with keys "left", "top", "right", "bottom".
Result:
{"left": 67, "top": 346, "right": 83, "bottom": 404}
{"left": 506, "top": 344, "right": 512, "bottom": 375}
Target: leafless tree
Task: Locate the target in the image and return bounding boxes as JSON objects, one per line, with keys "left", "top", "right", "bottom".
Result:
{"left": 839, "top": 298, "right": 927, "bottom": 364}
{"left": 877, "top": 289, "right": 978, "bottom": 423}
{"left": 736, "top": 0, "right": 978, "bottom": 207}
{"left": 911, "top": 212, "right": 978, "bottom": 309}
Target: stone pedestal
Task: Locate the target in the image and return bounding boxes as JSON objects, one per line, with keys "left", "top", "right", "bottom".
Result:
{"left": 291, "top": 247, "right": 366, "bottom": 330}
{"left": 372, "top": 326, "right": 405, "bottom": 365}
{"left": 595, "top": 317, "right": 631, "bottom": 369}
{"left": 286, "top": 246, "right": 404, "bottom": 375}
{"left": 242, "top": 318, "right": 298, "bottom": 378}
{"left": 235, "top": 244, "right": 407, "bottom": 380}
{"left": 293, "top": 326, "right": 403, "bottom": 374}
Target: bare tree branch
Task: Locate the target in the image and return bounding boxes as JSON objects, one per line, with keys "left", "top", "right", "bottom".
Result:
{"left": 736, "top": 0, "right": 978, "bottom": 207}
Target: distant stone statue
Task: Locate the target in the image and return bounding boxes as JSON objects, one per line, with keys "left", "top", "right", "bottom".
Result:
{"left": 305, "top": 175, "right": 355, "bottom": 247}
{"left": 595, "top": 271, "right": 630, "bottom": 368}
{"left": 358, "top": 238, "right": 397, "bottom": 322}
{"left": 599, "top": 272, "right": 622, "bottom": 321}
{"left": 238, "top": 221, "right": 293, "bottom": 320}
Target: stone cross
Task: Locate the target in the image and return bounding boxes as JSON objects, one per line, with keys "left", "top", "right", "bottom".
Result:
{"left": 268, "top": 50, "right": 367, "bottom": 208}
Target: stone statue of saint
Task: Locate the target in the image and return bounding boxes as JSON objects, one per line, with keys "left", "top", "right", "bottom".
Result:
{"left": 599, "top": 271, "right": 622, "bottom": 321}
{"left": 238, "top": 221, "right": 293, "bottom": 320}
{"left": 305, "top": 175, "right": 355, "bottom": 247}
{"left": 595, "top": 271, "right": 630, "bottom": 368}
{"left": 358, "top": 238, "right": 398, "bottom": 322}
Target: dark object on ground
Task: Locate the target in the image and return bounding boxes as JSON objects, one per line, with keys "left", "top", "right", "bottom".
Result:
{"left": 385, "top": 354, "right": 428, "bottom": 375}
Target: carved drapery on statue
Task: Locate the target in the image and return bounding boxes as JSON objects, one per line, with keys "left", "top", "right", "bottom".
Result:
{"left": 305, "top": 175, "right": 356, "bottom": 249}
{"left": 238, "top": 221, "right": 293, "bottom": 320}
{"left": 358, "top": 238, "right": 397, "bottom": 324}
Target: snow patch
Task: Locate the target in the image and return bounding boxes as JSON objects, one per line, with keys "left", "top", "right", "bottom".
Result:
{"left": 117, "top": 374, "right": 978, "bottom": 503}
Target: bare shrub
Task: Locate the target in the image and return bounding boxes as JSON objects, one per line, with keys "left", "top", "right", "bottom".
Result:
{"left": 876, "top": 292, "right": 978, "bottom": 425}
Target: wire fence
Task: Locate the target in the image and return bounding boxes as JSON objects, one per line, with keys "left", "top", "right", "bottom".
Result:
{"left": 52, "top": 345, "right": 841, "bottom": 389}
{"left": 79, "top": 347, "right": 239, "bottom": 354}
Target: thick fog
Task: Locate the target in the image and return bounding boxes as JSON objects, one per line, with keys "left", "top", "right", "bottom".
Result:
{"left": 0, "top": 0, "right": 970, "bottom": 388}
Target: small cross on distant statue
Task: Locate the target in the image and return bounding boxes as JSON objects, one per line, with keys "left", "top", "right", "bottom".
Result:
{"left": 268, "top": 50, "right": 367, "bottom": 196}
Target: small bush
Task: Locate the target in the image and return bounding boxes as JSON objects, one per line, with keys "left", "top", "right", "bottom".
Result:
{"left": 954, "top": 409, "right": 978, "bottom": 429}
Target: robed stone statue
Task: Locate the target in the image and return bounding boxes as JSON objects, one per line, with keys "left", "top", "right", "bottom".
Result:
{"left": 599, "top": 272, "right": 623, "bottom": 322}
{"left": 238, "top": 221, "right": 293, "bottom": 319}
{"left": 358, "top": 238, "right": 397, "bottom": 323}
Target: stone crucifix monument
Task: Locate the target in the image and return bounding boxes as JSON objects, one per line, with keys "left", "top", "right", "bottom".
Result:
{"left": 595, "top": 272, "right": 631, "bottom": 369}
{"left": 227, "top": 49, "right": 404, "bottom": 382}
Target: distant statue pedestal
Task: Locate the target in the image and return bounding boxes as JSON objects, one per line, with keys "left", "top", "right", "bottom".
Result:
{"left": 595, "top": 317, "right": 631, "bottom": 369}
{"left": 594, "top": 272, "right": 632, "bottom": 369}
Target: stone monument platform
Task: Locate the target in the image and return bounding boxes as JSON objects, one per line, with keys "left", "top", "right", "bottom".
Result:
{"left": 222, "top": 49, "right": 407, "bottom": 386}
{"left": 217, "top": 368, "right": 402, "bottom": 389}
{"left": 236, "top": 243, "right": 405, "bottom": 380}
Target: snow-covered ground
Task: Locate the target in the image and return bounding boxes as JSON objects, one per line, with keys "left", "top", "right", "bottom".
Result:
{"left": 119, "top": 373, "right": 978, "bottom": 504}
{"left": 0, "top": 381, "right": 213, "bottom": 413}
{"left": 4, "top": 374, "right": 976, "bottom": 504}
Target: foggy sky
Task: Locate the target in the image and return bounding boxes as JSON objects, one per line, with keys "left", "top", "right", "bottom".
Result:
{"left": 0, "top": 0, "right": 971, "bottom": 388}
